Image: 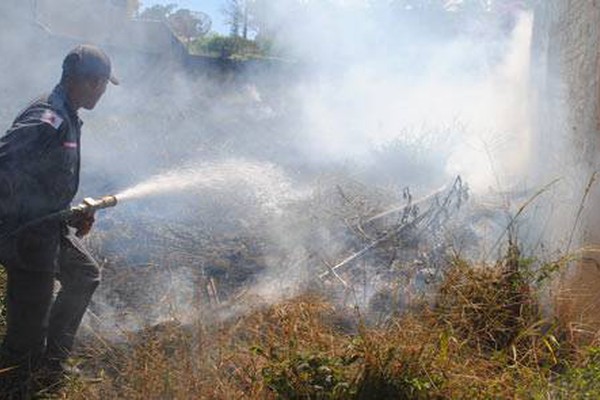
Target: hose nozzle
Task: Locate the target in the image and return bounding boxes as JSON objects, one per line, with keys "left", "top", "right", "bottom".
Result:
{"left": 70, "top": 195, "right": 118, "bottom": 215}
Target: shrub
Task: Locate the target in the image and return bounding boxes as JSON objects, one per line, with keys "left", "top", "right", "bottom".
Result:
{"left": 192, "top": 34, "right": 263, "bottom": 58}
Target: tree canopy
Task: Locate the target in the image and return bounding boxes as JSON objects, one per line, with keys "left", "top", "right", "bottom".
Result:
{"left": 138, "top": 4, "right": 212, "bottom": 47}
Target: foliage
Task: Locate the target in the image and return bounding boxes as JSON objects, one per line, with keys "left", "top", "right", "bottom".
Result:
{"left": 136, "top": 0, "right": 534, "bottom": 59}
{"left": 223, "top": 0, "right": 251, "bottom": 39}
{"left": 192, "top": 34, "right": 264, "bottom": 58}
{"left": 137, "top": 4, "right": 177, "bottom": 22}
{"left": 258, "top": 350, "right": 354, "bottom": 398}
{"left": 138, "top": 4, "right": 212, "bottom": 46}
{"left": 0, "top": 211, "right": 597, "bottom": 398}
{"left": 555, "top": 347, "right": 600, "bottom": 399}
{"left": 168, "top": 9, "right": 211, "bottom": 45}
{"left": 23, "top": 245, "right": 585, "bottom": 399}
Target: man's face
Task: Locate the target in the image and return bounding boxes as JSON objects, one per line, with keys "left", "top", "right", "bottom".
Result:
{"left": 81, "top": 77, "right": 108, "bottom": 110}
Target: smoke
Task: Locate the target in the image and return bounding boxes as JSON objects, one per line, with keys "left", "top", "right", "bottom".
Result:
{"left": 279, "top": 6, "right": 534, "bottom": 192}
{"left": 0, "top": 1, "right": 542, "bottom": 335}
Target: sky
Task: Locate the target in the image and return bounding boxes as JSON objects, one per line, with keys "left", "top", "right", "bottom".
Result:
{"left": 140, "top": 0, "right": 229, "bottom": 34}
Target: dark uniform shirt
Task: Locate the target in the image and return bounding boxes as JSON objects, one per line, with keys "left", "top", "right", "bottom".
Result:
{"left": 0, "top": 85, "right": 82, "bottom": 271}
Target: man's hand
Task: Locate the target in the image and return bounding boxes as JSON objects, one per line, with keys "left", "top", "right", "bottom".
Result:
{"left": 68, "top": 210, "right": 96, "bottom": 238}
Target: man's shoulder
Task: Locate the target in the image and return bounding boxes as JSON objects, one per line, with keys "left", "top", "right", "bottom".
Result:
{"left": 13, "top": 96, "right": 65, "bottom": 131}
{"left": 37, "top": 107, "right": 65, "bottom": 130}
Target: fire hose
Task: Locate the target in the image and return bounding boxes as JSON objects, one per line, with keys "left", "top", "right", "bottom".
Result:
{"left": 0, "top": 195, "right": 118, "bottom": 241}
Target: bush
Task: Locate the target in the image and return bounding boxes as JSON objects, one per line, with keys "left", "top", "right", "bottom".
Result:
{"left": 555, "top": 347, "right": 600, "bottom": 399}
{"left": 192, "top": 34, "right": 264, "bottom": 58}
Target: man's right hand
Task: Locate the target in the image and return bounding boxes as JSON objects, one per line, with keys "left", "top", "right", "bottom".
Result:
{"left": 67, "top": 210, "right": 95, "bottom": 238}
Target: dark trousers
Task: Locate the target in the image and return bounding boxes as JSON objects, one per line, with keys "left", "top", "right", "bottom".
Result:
{"left": 0, "top": 231, "right": 100, "bottom": 394}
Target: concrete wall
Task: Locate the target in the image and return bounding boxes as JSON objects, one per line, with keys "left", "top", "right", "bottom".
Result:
{"left": 532, "top": 1, "right": 600, "bottom": 234}
{"left": 532, "top": 1, "right": 600, "bottom": 164}
{"left": 531, "top": 0, "right": 600, "bottom": 336}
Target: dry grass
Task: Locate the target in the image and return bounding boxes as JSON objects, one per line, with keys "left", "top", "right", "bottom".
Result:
{"left": 59, "top": 295, "right": 353, "bottom": 399}
{"left": 554, "top": 250, "right": 600, "bottom": 345}
{"left": 40, "top": 244, "right": 592, "bottom": 399}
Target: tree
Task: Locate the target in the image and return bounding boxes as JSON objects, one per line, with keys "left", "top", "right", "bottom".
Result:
{"left": 139, "top": 4, "right": 212, "bottom": 49}
{"left": 125, "top": 0, "right": 141, "bottom": 18}
{"left": 223, "top": 0, "right": 250, "bottom": 39}
{"left": 102, "top": 0, "right": 142, "bottom": 18}
{"left": 168, "top": 9, "right": 212, "bottom": 48}
{"left": 138, "top": 3, "right": 177, "bottom": 22}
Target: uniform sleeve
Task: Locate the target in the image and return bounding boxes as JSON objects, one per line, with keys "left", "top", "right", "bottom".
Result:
{"left": 0, "top": 107, "right": 67, "bottom": 222}
{"left": 1, "top": 107, "right": 64, "bottom": 158}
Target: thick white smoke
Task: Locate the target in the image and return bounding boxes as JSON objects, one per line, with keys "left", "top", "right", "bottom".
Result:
{"left": 0, "top": 1, "right": 541, "bottom": 334}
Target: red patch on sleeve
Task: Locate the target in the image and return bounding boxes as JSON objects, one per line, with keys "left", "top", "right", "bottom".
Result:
{"left": 40, "top": 110, "right": 63, "bottom": 130}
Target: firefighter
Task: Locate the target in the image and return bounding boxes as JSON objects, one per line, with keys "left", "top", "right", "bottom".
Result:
{"left": 0, "top": 44, "right": 118, "bottom": 396}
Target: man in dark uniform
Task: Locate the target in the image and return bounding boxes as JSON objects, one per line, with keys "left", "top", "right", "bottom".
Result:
{"left": 0, "top": 44, "right": 118, "bottom": 395}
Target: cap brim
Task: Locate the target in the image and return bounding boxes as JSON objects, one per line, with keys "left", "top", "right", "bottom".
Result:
{"left": 109, "top": 75, "right": 120, "bottom": 85}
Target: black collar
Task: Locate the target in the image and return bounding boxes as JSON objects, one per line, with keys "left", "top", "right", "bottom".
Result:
{"left": 51, "top": 84, "right": 82, "bottom": 126}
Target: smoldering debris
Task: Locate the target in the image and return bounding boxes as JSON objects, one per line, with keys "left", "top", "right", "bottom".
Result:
{"left": 314, "top": 177, "right": 478, "bottom": 317}
{"left": 84, "top": 173, "right": 477, "bottom": 337}
{"left": 83, "top": 163, "right": 566, "bottom": 340}
{"left": 318, "top": 177, "right": 469, "bottom": 280}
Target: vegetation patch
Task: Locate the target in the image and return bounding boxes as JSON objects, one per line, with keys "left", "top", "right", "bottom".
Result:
{"left": 0, "top": 242, "right": 586, "bottom": 399}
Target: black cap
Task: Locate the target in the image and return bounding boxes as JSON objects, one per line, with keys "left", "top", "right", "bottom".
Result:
{"left": 62, "top": 44, "right": 119, "bottom": 85}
